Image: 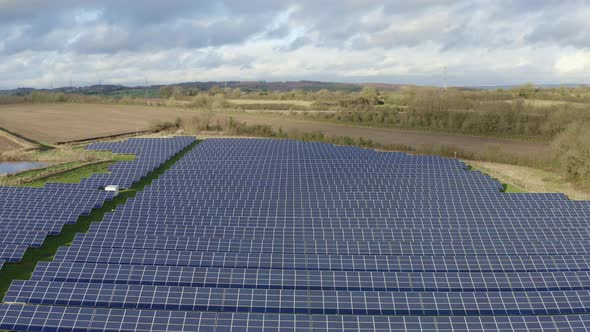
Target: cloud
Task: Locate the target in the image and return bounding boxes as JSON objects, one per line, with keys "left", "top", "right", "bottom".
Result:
{"left": 0, "top": 0, "right": 589, "bottom": 88}
{"left": 555, "top": 50, "right": 590, "bottom": 74}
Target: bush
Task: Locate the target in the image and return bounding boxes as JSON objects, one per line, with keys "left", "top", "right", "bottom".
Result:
{"left": 551, "top": 121, "right": 590, "bottom": 187}
{"left": 187, "top": 94, "right": 229, "bottom": 110}
{"left": 149, "top": 118, "right": 181, "bottom": 132}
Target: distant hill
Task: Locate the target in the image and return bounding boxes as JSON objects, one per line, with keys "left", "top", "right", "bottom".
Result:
{"left": 2, "top": 81, "right": 585, "bottom": 97}
{"left": 0, "top": 80, "right": 413, "bottom": 96}
{"left": 470, "top": 84, "right": 587, "bottom": 90}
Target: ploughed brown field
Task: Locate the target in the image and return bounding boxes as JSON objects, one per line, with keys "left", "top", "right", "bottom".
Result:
{"left": 0, "top": 103, "right": 194, "bottom": 143}
{"left": 225, "top": 112, "right": 550, "bottom": 156}
{"left": 0, "top": 103, "right": 549, "bottom": 155}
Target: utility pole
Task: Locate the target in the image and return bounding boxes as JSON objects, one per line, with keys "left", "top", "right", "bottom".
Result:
{"left": 443, "top": 66, "right": 448, "bottom": 91}
{"left": 144, "top": 78, "right": 149, "bottom": 99}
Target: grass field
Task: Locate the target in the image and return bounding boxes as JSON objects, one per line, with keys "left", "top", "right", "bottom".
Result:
{"left": 0, "top": 140, "right": 198, "bottom": 300}
{"left": 469, "top": 160, "right": 590, "bottom": 200}
{"left": 23, "top": 161, "right": 114, "bottom": 187}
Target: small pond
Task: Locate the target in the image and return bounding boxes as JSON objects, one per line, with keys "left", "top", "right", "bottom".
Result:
{"left": 0, "top": 162, "right": 50, "bottom": 176}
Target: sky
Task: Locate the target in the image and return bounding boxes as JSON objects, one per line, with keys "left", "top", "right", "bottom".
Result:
{"left": 0, "top": 0, "right": 589, "bottom": 89}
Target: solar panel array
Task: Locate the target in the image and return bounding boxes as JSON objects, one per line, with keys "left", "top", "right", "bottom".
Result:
{"left": 0, "top": 137, "right": 194, "bottom": 269}
{"left": 82, "top": 137, "right": 195, "bottom": 189}
{"left": 2, "top": 138, "right": 590, "bottom": 331}
{"left": 0, "top": 184, "right": 115, "bottom": 265}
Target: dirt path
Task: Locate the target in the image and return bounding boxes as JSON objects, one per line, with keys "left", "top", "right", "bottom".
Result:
{"left": 0, "top": 136, "right": 20, "bottom": 152}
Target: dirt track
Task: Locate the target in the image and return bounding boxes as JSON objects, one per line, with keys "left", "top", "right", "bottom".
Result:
{"left": 0, "top": 103, "right": 549, "bottom": 156}
{"left": 0, "top": 136, "right": 20, "bottom": 152}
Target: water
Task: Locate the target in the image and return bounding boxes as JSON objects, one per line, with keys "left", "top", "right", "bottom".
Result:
{"left": 0, "top": 162, "right": 50, "bottom": 176}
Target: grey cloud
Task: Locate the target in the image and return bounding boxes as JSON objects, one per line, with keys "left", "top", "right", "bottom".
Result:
{"left": 1, "top": 0, "right": 590, "bottom": 88}
{"left": 279, "top": 36, "right": 312, "bottom": 52}
{"left": 0, "top": 1, "right": 289, "bottom": 55}
{"left": 525, "top": 16, "right": 590, "bottom": 48}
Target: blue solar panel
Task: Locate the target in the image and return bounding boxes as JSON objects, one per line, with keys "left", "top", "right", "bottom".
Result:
{"left": 3, "top": 303, "right": 590, "bottom": 331}
{"left": 2, "top": 138, "right": 590, "bottom": 331}
{"left": 81, "top": 136, "right": 194, "bottom": 188}
{"left": 0, "top": 137, "right": 193, "bottom": 271}
{"left": 70, "top": 234, "right": 590, "bottom": 256}
{"left": 51, "top": 246, "right": 590, "bottom": 272}
{"left": 8, "top": 279, "right": 590, "bottom": 316}
{"left": 30, "top": 262, "right": 590, "bottom": 293}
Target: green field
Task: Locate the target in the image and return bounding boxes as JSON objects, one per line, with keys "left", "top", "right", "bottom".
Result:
{"left": 502, "top": 183, "right": 528, "bottom": 193}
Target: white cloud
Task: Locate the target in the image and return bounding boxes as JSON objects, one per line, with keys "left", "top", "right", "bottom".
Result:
{"left": 555, "top": 50, "right": 590, "bottom": 74}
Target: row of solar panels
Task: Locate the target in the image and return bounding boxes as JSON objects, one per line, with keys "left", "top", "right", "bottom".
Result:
{"left": 69, "top": 234, "right": 590, "bottom": 256}
{"left": 85, "top": 223, "right": 590, "bottom": 241}
{"left": 8, "top": 279, "right": 590, "bottom": 316}
{"left": 29, "top": 261, "right": 590, "bottom": 292}
{"left": 2, "top": 303, "right": 588, "bottom": 332}
{"left": 49, "top": 246, "right": 590, "bottom": 272}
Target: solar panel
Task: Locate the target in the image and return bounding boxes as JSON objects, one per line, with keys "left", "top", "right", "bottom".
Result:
{"left": 2, "top": 138, "right": 590, "bottom": 331}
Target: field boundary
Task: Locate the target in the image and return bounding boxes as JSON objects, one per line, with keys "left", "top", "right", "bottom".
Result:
{"left": 1, "top": 160, "right": 113, "bottom": 187}
{"left": 55, "top": 130, "right": 153, "bottom": 145}
{"left": 0, "top": 128, "right": 36, "bottom": 149}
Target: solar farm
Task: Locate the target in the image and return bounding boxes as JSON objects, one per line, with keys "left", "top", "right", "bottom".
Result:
{"left": 1, "top": 137, "right": 590, "bottom": 331}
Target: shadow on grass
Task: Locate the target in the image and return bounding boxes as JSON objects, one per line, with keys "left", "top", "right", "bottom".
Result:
{"left": 0, "top": 140, "right": 198, "bottom": 300}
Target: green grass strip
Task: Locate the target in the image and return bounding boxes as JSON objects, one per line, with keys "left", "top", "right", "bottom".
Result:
{"left": 501, "top": 183, "right": 528, "bottom": 194}
{"left": 23, "top": 161, "right": 116, "bottom": 188}
{"left": 0, "top": 140, "right": 198, "bottom": 300}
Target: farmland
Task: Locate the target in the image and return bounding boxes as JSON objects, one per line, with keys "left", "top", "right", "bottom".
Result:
{"left": 0, "top": 103, "right": 192, "bottom": 144}
{"left": 0, "top": 103, "right": 549, "bottom": 157}
{"left": 223, "top": 112, "right": 549, "bottom": 156}
{"left": 0, "top": 83, "right": 589, "bottom": 198}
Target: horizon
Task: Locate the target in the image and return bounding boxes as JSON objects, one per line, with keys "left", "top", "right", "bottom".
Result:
{"left": 3, "top": 80, "right": 589, "bottom": 92}
{"left": 1, "top": 1, "right": 589, "bottom": 89}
